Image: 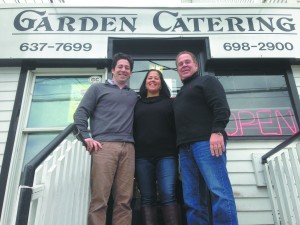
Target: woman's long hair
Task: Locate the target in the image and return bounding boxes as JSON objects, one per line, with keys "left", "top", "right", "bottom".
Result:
{"left": 139, "top": 69, "right": 171, "bottom": 99}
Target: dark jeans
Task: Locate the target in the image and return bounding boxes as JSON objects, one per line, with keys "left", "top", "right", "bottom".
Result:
{"left": 135, "top": 156, "right": 178, "bottom": 207}
{"left": 180, "top": 141, "right": 238, "bottom": 225}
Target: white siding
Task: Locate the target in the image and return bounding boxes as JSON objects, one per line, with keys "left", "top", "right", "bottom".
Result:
{"left": 0, "top": 67, "right": 20, "bottom": 174}
{"left": 227, "top": 140, "right": 284, "bottom": 225}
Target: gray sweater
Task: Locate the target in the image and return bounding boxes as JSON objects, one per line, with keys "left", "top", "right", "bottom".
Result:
{"left": 73, "top": 80, "right": 138, "bottom": 143}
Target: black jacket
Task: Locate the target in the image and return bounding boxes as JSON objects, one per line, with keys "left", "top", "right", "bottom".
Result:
{"left": 173, "top": 73, "right": 230, "bottom": 146}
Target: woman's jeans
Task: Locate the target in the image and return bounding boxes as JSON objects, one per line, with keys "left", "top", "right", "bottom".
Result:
{"left": 179, "top": 141, "right": 238, "bottom": 225}
{"left": 135, "top": 156, "right": 178, "bottom": 207}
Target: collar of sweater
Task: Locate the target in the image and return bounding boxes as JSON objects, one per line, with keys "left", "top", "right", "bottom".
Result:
{"left": 182, "top": 72, "right": 199, "bottom": 85}
{"left": 141, "top": 96, "right": 165, "bottom": 103}
{"left": 105, "top": 79, "right": 130, "bottom": 90}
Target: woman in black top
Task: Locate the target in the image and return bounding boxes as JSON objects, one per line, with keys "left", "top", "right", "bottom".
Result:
{"left": 133, "top": 69, "right": 180, "bottom": 225}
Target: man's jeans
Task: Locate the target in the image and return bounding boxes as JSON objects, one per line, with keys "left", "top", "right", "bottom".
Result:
{"left": 179, "top": 141, "right": 238, "bottom": 225}
{"left": 135, "top": 156, "right": 178, "bottom": 207}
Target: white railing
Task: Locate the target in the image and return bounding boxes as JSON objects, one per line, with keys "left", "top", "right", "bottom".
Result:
{"left": 263, "top": 143, "right": 300, "bottom": 225}
{"left": 23, "top": 139, "right": 91, "bottom": 225}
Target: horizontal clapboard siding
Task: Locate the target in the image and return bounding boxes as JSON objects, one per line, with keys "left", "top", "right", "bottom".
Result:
{"left": 227, "top": 140, "right": 284, "bottom": 224}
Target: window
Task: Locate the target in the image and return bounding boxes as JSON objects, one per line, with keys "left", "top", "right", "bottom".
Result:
{"left": 22, "top": 69, "right": 105, "bottom": 167}
{"left": 217, "top": 74, "right": 298, "bottom": 137}
{"left": 27, "top": 76, "right": 91, "bottom": 128}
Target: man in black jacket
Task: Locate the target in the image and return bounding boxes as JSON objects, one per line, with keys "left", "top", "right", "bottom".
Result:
{"left": 173, "top": 51, "right": 238, "bottom": 225}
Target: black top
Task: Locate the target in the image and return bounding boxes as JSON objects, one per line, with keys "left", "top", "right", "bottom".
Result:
{"left": 173, "top": 73, "right": 230, "bottom": 146}
{"left": 133, "top": 96, "right": 177, "bottom": 158}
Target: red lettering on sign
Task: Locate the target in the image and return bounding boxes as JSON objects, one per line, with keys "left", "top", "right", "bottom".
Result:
{"left": 227, "top": 108, "right": 298, "bottom": 137}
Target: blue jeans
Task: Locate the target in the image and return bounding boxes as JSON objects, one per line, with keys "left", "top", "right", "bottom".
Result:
{"left": 179, "top": 141, "right": 238, "bottom": 225}
{"left": 135, "top": 156, "right": 178, "bottom": 207}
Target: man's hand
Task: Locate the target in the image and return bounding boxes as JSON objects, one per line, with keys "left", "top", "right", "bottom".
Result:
{"left": 210, "top": 133, "right": 225, "bottom": 157}
{"left": 84, "top": 138, "right": 103, "bottom": 154}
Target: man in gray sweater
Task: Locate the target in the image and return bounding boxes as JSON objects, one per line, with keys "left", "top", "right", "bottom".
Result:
{"left": 74, "top": 53, "right": 138, "bottom": 225}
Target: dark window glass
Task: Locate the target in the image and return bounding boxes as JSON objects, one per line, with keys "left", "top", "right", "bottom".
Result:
{"left": 217, "top": 75, "right": 298, "bottom": 137}
{"left": 24, "top": 76, "right": 93, "bottom": 169}
{"left": 22, "top": 133, "right": 57, "bottom": 167}
{"left": 27, "top": 76, "right": 92, "bottom": 128}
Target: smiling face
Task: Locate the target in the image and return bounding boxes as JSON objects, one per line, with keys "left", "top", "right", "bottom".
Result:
{"left": 146, "top": 70, "right": 161, "bottom": 97}
{"left": 111, "top": 59, "right": 132, "bottom": 86}
{"left": 176, "top": 53, "right": 198, "bottom": 81}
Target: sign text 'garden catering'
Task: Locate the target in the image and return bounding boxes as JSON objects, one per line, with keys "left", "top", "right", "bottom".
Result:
{"left": 0, "top": 7, "right": 299, "bottom": 58}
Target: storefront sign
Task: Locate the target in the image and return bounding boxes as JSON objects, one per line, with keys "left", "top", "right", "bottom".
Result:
{"left": 227, "top": 108, "right": 298, "bottom": 137}
{"left": 0, "top": 6, "right": 299, "bottom": 59}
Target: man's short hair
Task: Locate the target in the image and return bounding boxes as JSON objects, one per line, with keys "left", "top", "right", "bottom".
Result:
{"left": 111, "top": 52, "right": 134, "bottom": 72}
{"left": 175, "top": 51, "right": 198, "bottom": 66}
